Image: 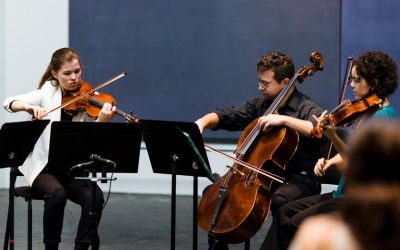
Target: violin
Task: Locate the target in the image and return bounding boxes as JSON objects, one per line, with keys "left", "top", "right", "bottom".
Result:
{"left": 62, "top": 81, "right": 139, "bottom": 123}
{"left": 312, "top": 94, "right": 383, "bottom": 138}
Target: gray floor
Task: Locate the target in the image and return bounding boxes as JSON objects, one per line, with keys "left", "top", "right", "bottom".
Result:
{"left": 0, "top": 189, "right": 272, "bottom": 250}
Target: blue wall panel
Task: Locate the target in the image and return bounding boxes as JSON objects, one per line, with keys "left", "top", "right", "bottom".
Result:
{"left": 342, "top": 0, "right": 400, "bottom": 111}
{"left": 70, "top": 0, "right": 341, "bottom": 140}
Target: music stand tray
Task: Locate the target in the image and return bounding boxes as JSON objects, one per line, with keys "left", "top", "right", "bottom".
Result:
{"left": 141, "top": 119, "right": 212, "bottom": 178}
{"left": 1, "top": 120, "right": 50, "bottom": 250}
{"left": 47, "top": 121, "right": 142, "bottom": 174}
{"left": 141, "top": 119, "right": 213, "bottom": 250}
{"left": 46, "top": 121, "right": 142, "bottom": 248}
{"left": 0, "top": 120, "right": 50, "bottom": 168}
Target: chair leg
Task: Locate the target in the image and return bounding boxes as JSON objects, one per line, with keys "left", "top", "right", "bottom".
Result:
{"left": 3, "top": 169, "right": 17, "bottom": 250}
{"left": 28, "top": 199, "right": 32, "bottom": 250}
{"left": 244, "top": 239, "right": 250, "bottom": 250}
{"left": 3, "top": 206, "right": 10, "bottom": 250}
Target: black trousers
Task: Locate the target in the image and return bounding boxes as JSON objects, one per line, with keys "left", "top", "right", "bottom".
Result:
{"left": 208, "top": 174, "right": 321, "bottom": 250}
{"left": 31, "top": 171, "right": 104, "bottom": 247}
{"left": 259, "top": 192, "right": 339, "bottom": 250}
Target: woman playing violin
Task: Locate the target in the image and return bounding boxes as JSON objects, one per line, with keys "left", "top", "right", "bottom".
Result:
{"left": 261, "top": 50, "right": 398, "bottom": 250}
{"left": 3, "top": 48, "right": 116, "bottom": 250}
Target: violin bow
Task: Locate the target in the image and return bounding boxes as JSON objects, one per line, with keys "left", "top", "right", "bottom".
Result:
{"left": 43, "top": 71, "right": 128, "bottom": 119}
{"left": 325, "top": 56, "right": 353, "bottom": 159}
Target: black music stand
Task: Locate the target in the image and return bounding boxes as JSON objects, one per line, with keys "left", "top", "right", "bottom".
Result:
{"left": 46, "top": 121, "right": 142, "bottom": 247}
{"left": 1, "top": 120, "right": 50, "bottom": 250}
{"left": 141, "top": 120, "right": 214, "bottom": 250}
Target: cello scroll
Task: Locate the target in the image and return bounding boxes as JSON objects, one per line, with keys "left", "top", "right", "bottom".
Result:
{"left": 297, "top": 51, "right": 324, "bottom": 83}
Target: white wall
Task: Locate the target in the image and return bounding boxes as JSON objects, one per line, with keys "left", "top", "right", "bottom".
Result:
{"left": 0, "top": 0, "right": 5, "bottom": 109}
{"left": 0, "top": 0, "right": 69, "bottom": 188}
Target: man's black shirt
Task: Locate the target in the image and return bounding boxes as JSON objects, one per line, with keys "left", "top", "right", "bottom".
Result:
{"left": 212, "top": 88, "right": 327, "bottom": 175}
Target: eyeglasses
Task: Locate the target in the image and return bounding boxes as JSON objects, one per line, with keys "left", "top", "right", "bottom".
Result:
{"left": 258, "top": 78, "right": 275, "bottom": 88}
{"left": 348, "top": 76, "right": 361, "bottom": 83}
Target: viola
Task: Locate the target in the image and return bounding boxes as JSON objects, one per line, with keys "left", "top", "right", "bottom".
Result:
{"left": 62, "top": 81, "right": 139, "bottom": 123}
{"left": 312, "top": 94, "right": 383, "bottom": 138}
{"left": 197, "top": 52, "right": 324, "bottom": 243}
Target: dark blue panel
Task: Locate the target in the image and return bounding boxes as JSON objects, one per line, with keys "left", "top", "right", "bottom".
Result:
{"left": 342, "top": 0, "right": 400, "bottom": 111}
{"left": 70, "top": 0, "right": 340, "bottom": 140}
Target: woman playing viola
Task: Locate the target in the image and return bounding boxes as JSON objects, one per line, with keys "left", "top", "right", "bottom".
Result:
{"left": 261, "top": 50, "right": 398, "bottom": 250}
{"left": 3, "top": 48, "right": 116, "bottom": 250}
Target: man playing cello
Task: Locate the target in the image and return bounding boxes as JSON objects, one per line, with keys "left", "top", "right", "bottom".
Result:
{"left": 195, "top": 51, "right": 326, "bottom": 249}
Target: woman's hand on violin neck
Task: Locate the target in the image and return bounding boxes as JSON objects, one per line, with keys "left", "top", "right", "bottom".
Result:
{"left": 313, "top": 110, "right": 328, "bottom": 123}
{"left": 95, "top": 102, "right": 116, "bottom": 122}
{"left": 312, "top": 111, "right": 336, "bottom": 139}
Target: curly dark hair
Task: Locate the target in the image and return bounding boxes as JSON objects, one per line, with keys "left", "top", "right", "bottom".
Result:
{"left": 256, "top": 51, "right": 295, "bottom": 82}
{"left": 353, "top": 51, "right": 398, "bottom": 98}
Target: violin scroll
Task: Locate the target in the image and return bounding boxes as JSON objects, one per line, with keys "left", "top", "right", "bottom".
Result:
{"left": 297, "top": 51, "right": 324, "bottom": 83}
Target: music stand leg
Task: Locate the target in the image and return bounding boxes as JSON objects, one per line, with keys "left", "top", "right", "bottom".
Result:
{"left": 3, "top": 214, "right": 10, "bottom": 250}
{"left": 171, "top": 170, "right": 176, "bottom": 250}
{"left": 193, "top": 175, "right": 198, "bottom": 250}
{"left": 90, "top": 172, "right": 100, "bottom": 250}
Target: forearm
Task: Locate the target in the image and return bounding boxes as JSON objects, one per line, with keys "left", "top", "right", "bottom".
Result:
{"left": 195, "top": 112, "right": 219, "bottom": 133}
{"left": 283, "top": 116, "right": 314, "bottom": 137}
{"left": 330, "top": 133, "right": 348, "bottom": 160}
{"left": 326, "top": 153, "right": 346, "bottom": 171}
{"left": 8, "top": 100, "right": 30, "bottom": 112}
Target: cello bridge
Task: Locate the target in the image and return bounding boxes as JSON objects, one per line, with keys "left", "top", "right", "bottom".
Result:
{"left": 227, "top": 165, "right": 244, "bottom": 176}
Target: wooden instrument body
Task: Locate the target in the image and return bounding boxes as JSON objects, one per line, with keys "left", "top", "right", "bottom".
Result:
{"left": 197, "top": 121, "right": 299, "bottom": 243}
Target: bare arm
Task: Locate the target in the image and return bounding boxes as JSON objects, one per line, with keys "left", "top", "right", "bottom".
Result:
{"left": 8, "top": 100, "right": 48, "bottom": 119}
{"left": 328, "top": 133, "right": 348, "bottom": 160}
{"left": 313, "top": 112, "right": 349, "bottom": 160}
{"left": 258, "top": 114, "right": 314, "bottom": 137}
{"left": 195, "top": 112, "right": 219, "bottom": 134}
{"left": 314, "top": 153, "right": 346, "bottom": 177}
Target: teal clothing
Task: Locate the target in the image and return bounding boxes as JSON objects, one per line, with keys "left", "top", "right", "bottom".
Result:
{"left": 332, "top": 104, "right": 397, "bottom": 198}
{"left": 372, "top": 104, "right": 397, "bottom": 120}
{"left": 332, "top": 175, "right": 345, "bottom": 198}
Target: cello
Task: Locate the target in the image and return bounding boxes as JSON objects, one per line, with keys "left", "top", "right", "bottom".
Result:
{"left": 197, "top": 52, "right": 324, "bottom": 243}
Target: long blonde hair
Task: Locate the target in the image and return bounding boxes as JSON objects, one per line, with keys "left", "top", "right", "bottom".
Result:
{"left": 38, "top": 48, "right": 81, "bottom": 89}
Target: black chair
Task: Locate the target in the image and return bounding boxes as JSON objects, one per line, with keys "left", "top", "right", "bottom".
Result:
{"left": 4, "top": 168, "right": 43, "bottom": 250}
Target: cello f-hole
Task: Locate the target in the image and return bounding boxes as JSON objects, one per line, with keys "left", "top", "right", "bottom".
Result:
{"left": 245, "top": 171, "right": 255, "bottom": 186}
